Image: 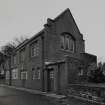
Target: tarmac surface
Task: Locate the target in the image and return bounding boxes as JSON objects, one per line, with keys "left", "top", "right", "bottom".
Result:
{"left": 0, "top": 86, "right": 57, "bottom": 105}
{"left": 0, "top": 85, "right": 103, "bottom": 105}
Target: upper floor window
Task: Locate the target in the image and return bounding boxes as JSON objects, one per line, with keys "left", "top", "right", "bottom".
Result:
{"left": 30, "top": 41, "right": 39, "bottom": 57}
{"left": 20, "top": 48, "right": 25, "bottom": 63}
{"left": 78, "top": 69, "right": 83, "bottom": 76}
{"left": 13, "top": 55, "right": 17, "bottom": 65}
{"left": 78, "top": 67, "right": 84, "bottom": 76}
{"left": 61, "top": 33, "right": 75, "bottom": 52}
{"left": 5, "top": 59, "right": 9, "bottom": 69}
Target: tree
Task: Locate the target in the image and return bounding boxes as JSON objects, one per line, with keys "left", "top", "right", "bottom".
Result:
{"left": 87, "top": 62, "right": 97, "bottom": 76}
{"left": 0, "top": 35, "right": 28, "bottom": 84}
{"left": 98, "top": 62, "right": 103, "bottom": 71}
{"left": 0, "top": 52, "right": 7, "bottom": 78}
{"left": 13, "top": 35, "right": 28, "bottom": 47}
{"left": 1, "top": 43, "right": 15, "bottom": 85}
{"left": 87, "top": 62, "right": 105, "bottom": 83}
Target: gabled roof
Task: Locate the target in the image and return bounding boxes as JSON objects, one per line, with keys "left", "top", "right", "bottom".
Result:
{"left": 54, "top": 8, "right": 81, "bottom": 34}
{"left": 44, "top": 8, "right": 81, "bottom": 36}
{"left": 15, "top": 29, "right": 44, "bottom": 51}
{"left": 54, "top": 8, "right": 70, "bottom": 21}
{"left": 15, "top": 8, "right": 82, "bottom": 51}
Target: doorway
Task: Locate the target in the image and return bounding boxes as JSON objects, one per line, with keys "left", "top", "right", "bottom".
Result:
{"left": 47, "top": 68, "right": 54, "bottom": 92}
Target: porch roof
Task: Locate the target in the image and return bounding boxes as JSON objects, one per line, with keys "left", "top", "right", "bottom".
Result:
{"left": 45, "top": 60, "right": 65, "bottom": 66}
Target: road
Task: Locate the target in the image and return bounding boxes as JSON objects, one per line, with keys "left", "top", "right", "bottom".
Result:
{"left": 0, "top": 86, "right": 57, "bottom": 105}
{"left": 0, "top": 86, "right": 102, "bottom": 105}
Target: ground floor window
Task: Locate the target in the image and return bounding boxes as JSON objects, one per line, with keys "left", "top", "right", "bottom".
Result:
{"left": 21, "top": 71, "right": 27, "bottom": 80}
{"left": 6, "top": 71, "right": 10, "bottom": 80}
{"left": 32, "top": 67, "right": 40, "bottom": 80}
{"left": 12, "top": 68, "right": 18, "bottom": 79}
{"left": 78, "top": 68, "right": 84, "bottom": 76}
{"left": 50, "top": 70, "right": 54, "bottom": 79}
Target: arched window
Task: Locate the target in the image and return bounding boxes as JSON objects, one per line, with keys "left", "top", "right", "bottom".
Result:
{"left": 61, "top": 33, "right": 75, "bottom": 52}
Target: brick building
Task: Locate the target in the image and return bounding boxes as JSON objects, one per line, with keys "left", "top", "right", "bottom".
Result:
{"left": 3, "top": 8, "right": 97, "bottom": 93}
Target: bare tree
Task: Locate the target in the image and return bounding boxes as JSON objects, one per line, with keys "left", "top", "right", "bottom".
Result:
{"left": 1, "top": 43, "right": 15, "bottom": 85}
{"left": 0, "top": 35, "right": 28, "bottom": 84}
{"left": 13, "top": 35, "right": 28, "bottom": 47}
{"left": 0, "top": 52, "right": 6, "bottom": 78}
{"left": 87, "top": 62, "right": 105, "bottom": 83}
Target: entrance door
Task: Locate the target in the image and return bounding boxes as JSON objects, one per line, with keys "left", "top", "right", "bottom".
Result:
{"left": 47, "top": 69, "right": 54, "bottom": 92}
{"left": 21, "top": 71, "right": 27, "bottom": 88}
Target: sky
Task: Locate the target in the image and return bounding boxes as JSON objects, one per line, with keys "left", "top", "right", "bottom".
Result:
{"left": 0, "top": 0, "right": 105, "bottom": 62}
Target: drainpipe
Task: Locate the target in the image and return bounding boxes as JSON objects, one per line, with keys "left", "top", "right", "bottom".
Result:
{"left": 9, "top": 56, "right": 12, "bottom": 86}
{"left": 41, "top": 34, "right": 45, "bottom": 91}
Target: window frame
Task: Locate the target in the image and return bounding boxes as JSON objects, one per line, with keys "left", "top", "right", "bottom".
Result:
{"left": 20, "top": 71, "right": 27, "bottom": 80}
{"left": 19, "top": 48, "right": 25, "bottom": 63}
{"left": 61, "top": 33, "right": 75, "bottom": 52}
{"left": 6, "top": 70, "right": 10, "bottom": 80}
{"left": 13, "top": 55, "right": 17, "bottom": 65}
{"left": 30, "top": 40, "right": 39, "bottom": 57}
{"left": 12, "top": 68, "right": 18, "bottom": 79}
{"left": 32, "top": 67, "right": 40, "bottom": 80}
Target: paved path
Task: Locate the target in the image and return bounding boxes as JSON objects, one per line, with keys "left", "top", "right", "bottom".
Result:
{"left": 0, "top": 85, "right": 103, "bottom": 105}
{"left": 0, "top": 86, "right": 60, "bottom": 105}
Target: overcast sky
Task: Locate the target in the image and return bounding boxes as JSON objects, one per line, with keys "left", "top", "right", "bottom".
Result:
{"left": 0, "top": 0, "right": 105, "bottom": 61}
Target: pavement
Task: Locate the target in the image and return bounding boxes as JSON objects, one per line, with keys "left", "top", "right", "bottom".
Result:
{"left": 0, "top": 84, "right": 104, "bottom": 105}
{"left": 0, "top": 84, "right": 66, "bottom": 99}
{"left": 0, "top": 86, "right": 60, "bottom": 105}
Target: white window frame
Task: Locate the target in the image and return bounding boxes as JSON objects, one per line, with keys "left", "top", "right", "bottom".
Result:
{"left": 69, "top": 37, "right": 75, "bottom": 52}
{"left": 6, "top": 71, "right": 10, "bottom": 80}
{"left": 61, "top": 35, "right": 65, "bottom": 49}
{"left": 31, "top": 41, "right": 39, "bottom": 57}
{"left": 50, "top": 71, "right": 54, "bottom": 79}
{"left": 12, "top": 69, "right": 18, "bottom": 79}
{"left": 32, "top": 69, "right": 40, "bottom": 80}
{"left": 61, "top": 34, "right": 75, "bottom": 52}
{"left": 78, "top": 69, "right": 84, "bottom": 76}
{"left": 21, "top": 71, "right": 27, "bottom": 80}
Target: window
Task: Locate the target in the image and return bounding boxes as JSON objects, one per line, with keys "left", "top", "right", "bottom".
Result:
{"left": 61, "top": 36, "right": 65, "bottom": 49}
{"left": 31, "top": 41, "right": 39, "bottom": 57}
{"left": 6, "top": 71, "right": 10, "bottom": 80}
{"left": 13, "top": 55, "right": 17, "bottom": 65}
{"left": 78, "top": 68, "right": 83, "bottom": 76}
{"left": 32, "top": 67, "right": 40, "bottom": 80}
{"left": 65, "top": 35, "right": 70, "bottom": 50}
{"left": 20, "top": 49, "right": 25, "bottom": 63}
{"left": 50, "top": 71, "right": 54, "bottom": 79}
{"left": 61, "top": 33, "right": 75, "bottom": 52}
{"left": 69, "top": 38, "right": 75, "bottom": 51}
{"left": 21, "top": 71, "right": 27, "bottom": 80}
{"left": 12, "top": 69, "right": 18, "bottom": 79}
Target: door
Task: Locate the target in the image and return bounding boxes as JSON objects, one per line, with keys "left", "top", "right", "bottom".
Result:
{"left": 21, "top": 71, "right": 27, "bottom": 87}
{"left": 47, "top": 69, "right": 54, "bottom": 92}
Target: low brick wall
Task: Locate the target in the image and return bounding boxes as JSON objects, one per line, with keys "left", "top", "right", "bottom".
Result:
{"left": 66, "top": 84, "right": 105, "bottom": 103}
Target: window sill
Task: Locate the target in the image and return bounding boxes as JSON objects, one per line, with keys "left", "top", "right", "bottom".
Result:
{"left": 60, "top": 49, "right": 75, "bottom": 53}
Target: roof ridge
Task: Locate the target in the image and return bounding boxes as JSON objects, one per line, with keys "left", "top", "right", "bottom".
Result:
{"left": 53, "top": 8, "right": 81, "bottom": 34}
{"left": 54, "top": 8, "right": 70, "bottom": 21}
